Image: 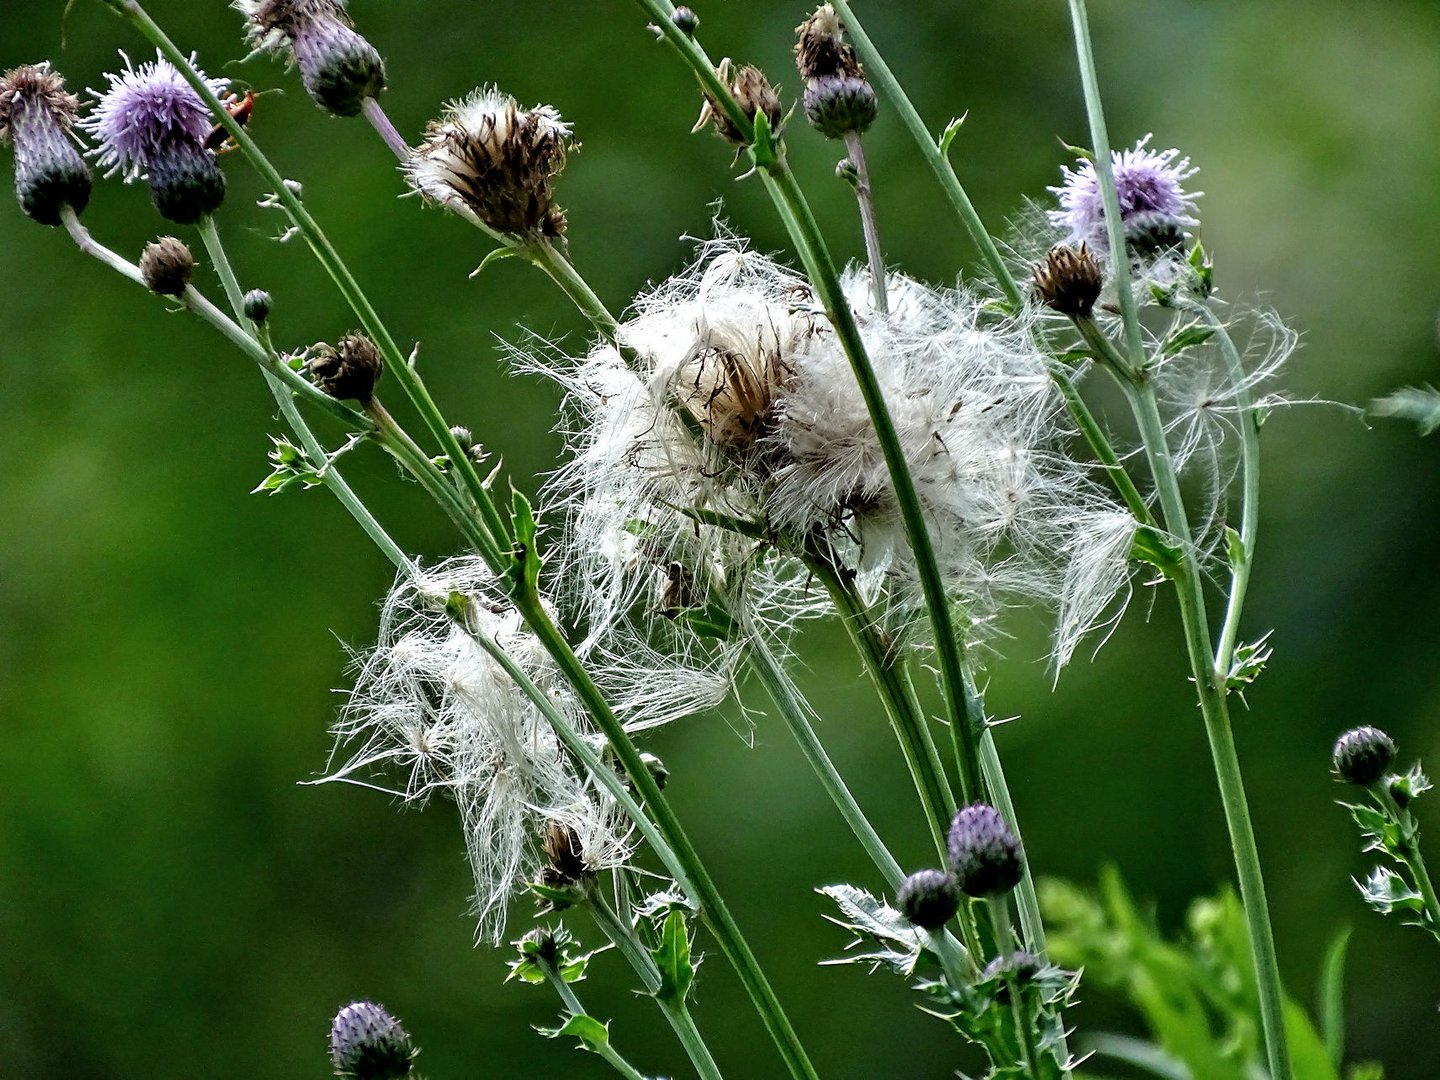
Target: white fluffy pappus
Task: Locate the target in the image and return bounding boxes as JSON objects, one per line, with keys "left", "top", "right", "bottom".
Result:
{"left": 322, "top": 558, "right": 632, "bottom": 942}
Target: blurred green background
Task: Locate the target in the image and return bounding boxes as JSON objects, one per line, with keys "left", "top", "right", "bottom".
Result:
{"left": 4, "top": 1, "right": 1440, "bottom": 1076}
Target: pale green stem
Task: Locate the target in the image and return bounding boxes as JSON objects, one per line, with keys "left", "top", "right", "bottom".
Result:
{"left": 824, "top": 0, "right": 1023, "bottom": 311}
{"left": 990, "top": 899, "right": 1042, "bottom": 1079}
{"left": 361, "top": 96, "right": 410, "bottom": 161}
{"left": 977, "top": 727, "right": 1047, "bottom": 959}
{"left": 523, "top": 237, "right": 624, "bottom": 345}
{"left": 537, "top": 960, "right": 651, "bottom": 1080}
{"left": 842, "top": 131, "right": 887, "bottom": 314}
{"left": 1374, "top": 785, "right": 1440, "bottom": 941}
{"left": 1064, "top": 6, "right": 1291, "bottom": 1074}
{"left": 587, "top": 892, "right": 726, "bottom": 1080}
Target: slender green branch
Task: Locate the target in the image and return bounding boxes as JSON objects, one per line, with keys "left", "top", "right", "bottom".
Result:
{"left": 841, "top": 132, "right": 887, "bottom": 314}
{"left": 1048, "top": 361, "right": 1153, "bottom": 526}
{"left": 523, "top": 237, "right": 624, "bottom": 347}
{"left": 990, "top": 900, "right": 1042, "bottom": 1079}
{"left": 536, "top": 959, "right": 652, "bottom": 1080}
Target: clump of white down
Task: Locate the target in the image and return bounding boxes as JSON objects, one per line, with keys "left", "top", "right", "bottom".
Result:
{"left": 532, "top": 234, "right": 1136, "bottom": 674}
{"left": 323, "top": 558, "right": 631, "bottom": 942}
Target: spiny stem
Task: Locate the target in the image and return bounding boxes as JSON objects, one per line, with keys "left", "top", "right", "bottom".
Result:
{"left": 842, "top": 131, "right": 887, "bottom": 314}
{"left": 1375, "top": 785, "right": 1440, "bottom": 941}
{"left": 361, "top": 97, "right": 410, "bottom": 161}
{"left": 990, "top": 899, "right": 1042, "bottom": 1079}
{"left": 1065, "top": 6, "right": 1291, "bottom": 1072}
{"left": 536, "top": 959, "right": 651, "bottom": 1080}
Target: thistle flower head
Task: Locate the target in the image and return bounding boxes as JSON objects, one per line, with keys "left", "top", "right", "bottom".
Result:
{"left": 1333, "top": 725, "right": 1396, "bottom": 786}
{"left": 1049, "top": 135, "right": 1200, "bottom": 254}
{"left": 328, "top": 1001, "right": 415, "bottom": 1080}
{"left": 309, "top": 331, "right": 383, "bottom": 402}
{"left": 81, "top": 52, "right": 227, "bottom": 223}
{"left": 406, "top": 88, "right": 574, "bottom": 238}
{"left": 0, "top": 62, "right": 91, "bottom": 225}
{"left": 1032, "top": 243, "right": 1102, "bottom": 319}
{"left": 897, "top": 868, "right": 960, "bottom": 929}
{"left": 694, "top": 60, "right": 783, "bottom": 147}
{"left": 327, "top": 558, "right": 632, "bottom": 941}
{"left": 139, "top": 235, "right": 195, "bottom": 297}
{"left": 233, "top": 0, "right": 385, "bottom": 117}
{"left": 947, "top": 802, "right": 1024, "bottom": 897}
{"left": 794, "top": 5, "right": 861, "bottom": 81}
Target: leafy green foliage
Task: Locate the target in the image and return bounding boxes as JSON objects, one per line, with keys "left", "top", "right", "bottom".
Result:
{"left": 506, "top": 926, "right": 601, "bottom": 986}
{"left": 252, "top": 435, "right": 324, "bottom": 495}
{"left": 1339, "top": 759, "right": 1438, "bottom": 940}
{"left": 1040, "top": 869, "right": 1354, "bottom": 1080}
{"left": 650, "top": 909, "right": 696, "bottom": 1003}
{"left": 817, "top": 884, "right": 925, "bottom": 976}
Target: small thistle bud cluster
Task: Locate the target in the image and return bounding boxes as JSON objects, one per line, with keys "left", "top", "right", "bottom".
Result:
{"left": 0, "top": 63, "right": 91, "bottom": 226}
{"left": 309, "top": 332, "right": 383, "bottom": 401}
{"left": 139, "top": 236, "right": 195, "bottom": 297}
{"left": 947, "top": 803, "right": 1024, "bottom": 898}
{"left": 1333, "top": 726, "right": 1396, "bottom": 786}
{"left": 695, "top": 60, "right": 783, "bottom": 147}
{"left": 671, "top": 7, "right": 700, "bottom": 35}
{"left": 897, "top": 868, "right": 960, "bottom": 929}
{"left": 1033, "top": 244, "right": 1102, "bottom": 319}
{"left": 329, "top": 559, "right": 633, "bottom": 940}
{"left": 328, "top": 1001, "right": 415, "bottom": 1080}
{"left": 243, "top": 288, "right": 273, "bottom": 323}
{"left": 794, "top": 5, "right": 877, "bottom": 140}
{"left": 1050, "top": 135, "right": 1200, "bottom": 258}
{"left": 234, "top": 0, "right": 385, "bottom": 117}
{"left": 81, "top": 52, "right": 228, "bottom": 225}
{"left": 406, "top": 88, "right": 574, "bottom": 238}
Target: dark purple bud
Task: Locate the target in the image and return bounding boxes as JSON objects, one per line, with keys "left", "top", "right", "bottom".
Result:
{"left": 328, "top": 1001, "right": 414, "bottom": 1080}
{"left": 1333, "top": 726, "right": 1395, "bottom": 786}
{"left": 897, "top": 868, "right": 960, "bottom": 929}
{"left": 947, "top": 802, "right": 1024, "bottom": 898}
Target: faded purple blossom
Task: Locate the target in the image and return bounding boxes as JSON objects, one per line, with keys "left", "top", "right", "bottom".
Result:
{"left": 234, "top": 0, "right": 385, "bottom": 117}
{"left": 80, "top": 51, "right": 227, "bottom": 224}
{"left": 947, "top": 802, "right": 1024, "bottom": 898}
{"left": 0, "top": 62, "right": 91, "bottom": 225}
{"left": 1049, "top": 134, "right": 1200, "bottom": 253}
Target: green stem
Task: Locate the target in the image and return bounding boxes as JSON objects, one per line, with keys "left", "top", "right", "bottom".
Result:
{"left": 1048, "top": 361, "right": 1153, "bottom": 527}
{"left": 823, "top": 0, "right": 1022, "bottom": 311}
{"left": 1375, "top": 786, "right": 1440, "bottom": 941}
{"left": 587, "top": 891, "right": 726, "bottom": 1080}
{"left": 977, "top": 728, "right": 1047, "bottom": 960}
{"left": 841, "top": 131, "right": 887, "bottom": 314}
{"left": 990, "top": 899, "right": 1042, "bottom": 1079}
{"left": 537, "top": 960, "right": 651, "bottom": 1080}
{"left": 524, "top": 238, "right": 622, "bottom": 344}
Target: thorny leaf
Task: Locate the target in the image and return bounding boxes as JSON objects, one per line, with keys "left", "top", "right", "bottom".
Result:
{"left": 636, "top": 890, "right": 695, "bottom": 921}
{"left": 937, "top": 112, "right": 968, "bottom": 158}
{"left": 817, "top": 884, "right": 925, "bottom": 976}
{"left": 252, "top": 435, "right": 324, "bottom": 495}
{"left": 507, "top": 925, "right": 601, "bottom": 985}
{"left": 1356, "top": 866, "right": 1424, "bottom": 917}
{"left": 1390, "top": 763, "right": 1432, "bottom": 805}
{"left": 1225, "top": 631, "right": 1273, "bottom": 695}
{"left": 539, "top": 1012, "right": 611, "bottom": 1050}
{"left": 651, "top": 909, "right": 696, "bottom": 1003}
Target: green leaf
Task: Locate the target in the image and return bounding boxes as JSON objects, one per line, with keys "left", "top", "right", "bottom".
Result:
{"left": 540, "top": 1012, "right": 611, "bottom": 1051}
{"left": 937, "top": 112, "right": 968, "bottom": 158}
{"left": 1357, "top": 866, "right": 1424, "bottom": 915}
{"left": 1371, "top": 384, "right": 1440, "bottom": 436}
{"left": 1225, "top": 632, "right": 1273, "bottom": 693}
{"left": 817, "top": 884, "right": 925, "bottom": 976}
{"left": 750, "top": 108, "right": 778, "bottom": 169}
{"left": 1161, "top": 323, "right": 1217, "bottom": 356}
{"left": 1085, "top": 1033, "right": 1190, "bottom": 1079}
{"left": 252, "top": 435, "right": 324, "bottom": 496}
{"left": 506, "top": 487, "right": 541, "bottom": 596}
{"left": 1130, "top": 525, "right": 1183, "bottom": 575}
{"left": 651, "top": 909, "right": 695, "bottom": 1002}
{"left": 1317, "top": 927, "right": 1350, "bottom": 1067}
{"left": 468, "top": 245, "right": 517, "bottom": 280}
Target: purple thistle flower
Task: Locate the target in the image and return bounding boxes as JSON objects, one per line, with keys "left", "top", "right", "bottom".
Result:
{"left": 234, "top": 0, "right": 385, "bottom": 117}
{"left": 328, "top": 1001, "right": 415, "bottom": 1080}
{"left": 1049, "top": 134, "right": 1201, "bottom": 254}
{"left": 80, "top": 51, "right": 228, "bottom": 224}
{"left": 947, "top": 802, "right": 1024, "bottom": 898}
{"left": 0, "top": 62, "right": 91, "bottom": 226}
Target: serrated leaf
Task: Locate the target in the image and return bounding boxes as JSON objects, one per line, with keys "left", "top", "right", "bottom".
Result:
{"left": 1356, "top": 866, "right": 1423, "bottom": 915}
{"left": 1161, "top": 323, "right": 1217, "bottom": 356}
{"left": 1371, "top": 384, "right": 1440, "bottom": 436}
{"left": 636, "top": 890, "right": 694, "bottom": 920}
{"left": 506, "top": 487, "right": 541, "bottom": 596}
{"left": 651, "top": 909, "right": 695, "bottom": 1002}
{"left": 539, "top": 1012, "right": 611, "bottom": 1051}
{"left": 1226, "top": 632, "right": 1273, "bottom": 691}
{"left": 252, "top": 435, "right": 324, "bottom": 496}
{"left": 817, "top": 884, "right": 925, "bottom": 976}
{"left": 1392, "top": 762, "right": 1432, "bottom": 802}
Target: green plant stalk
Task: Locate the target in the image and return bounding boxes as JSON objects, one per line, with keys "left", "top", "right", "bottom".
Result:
{"left": 990, "top": 899, "right": 1043, "bottom": 1079}
{"left": 823, "top": 0, "right": 1021, "bottom": 311}
{"left": 107, "top": 0, "right": 512, "bottom": 558}
{"left": 1048, "top": 363, "right": 1154, "bottom": 526}
{"left": 1188, "top": 302, "right": 1260, "bottom": 679}
{"left": 842, "top": 131, "right": 887, "bottom": 314}
{"left": 537, "top": 958, "right": 652, "bottom": 1080}
{"left": 1375, "top": 785, "right": 1440, "bottom": 939}
{"left": 587, "top": 891, "right": 726, "bottom": 1080}
{"left": 976, "top": 726, "right": 1046, "bottom": 957}
{"left": 1064, "top": 5, "right": 1291, "bottom": 1073}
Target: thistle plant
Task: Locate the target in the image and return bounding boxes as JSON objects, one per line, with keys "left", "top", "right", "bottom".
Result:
{"left": 4, "top": 0, "right": 1427, "bottom": 1076}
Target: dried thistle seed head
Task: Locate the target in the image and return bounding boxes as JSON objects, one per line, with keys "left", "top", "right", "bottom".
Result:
{"left": 309, "top": 332, "right": 382, "bottom": 400}
{"left": 328, "top": 1001, "right": 415, "bottom": 1080}
{"left": 1032, "top": 243, "right": 1102, "bottom": 318}
{"left": 947, "top": 803, "right": 1024, "bottom": 898}
{"left": 539, "top": 821, "right": 590, "bottom": 890}
{"left": 406, "top": 88, "right": 574, "bottom": 237}
{"left": 694, "top": 60, "right": 783, "bottom": 147}
{"left": 1333, "top": 726, "right": 1396, "bottom": 786}
{"left": 672, "top": 7, "right": 699, "bottom": 35}
{"left": 794, "top": 4, "right": 862, "bottom": 81}
{"left": 676, "top": 334, "right": 791, "bottom": 450}
{"left": 897, "top": 868, "right": 960, "bottom": 929}
{"left": 234, "top": 0, "right": 385, "bottom": 117}
{"left": 81, "top": 52, "right": 228, "bottom": 224}
{"left": 243, "top": 288, "right": 272, "bottom": 322}
{"left": 0, "top": 63, "right": 91, "bottom": 226}
{"left": 139, "top": 236, "right": 195, "bottom": 296}
{"left": 802, "top": 73, "right": 876, "bottom": 139}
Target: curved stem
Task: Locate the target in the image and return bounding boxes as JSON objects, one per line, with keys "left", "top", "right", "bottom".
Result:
{"left": 537, "top": 959, "right": 651, "bottom": 1080}
{"left": 361, "top": 97, "right": 410, "bottom": 161}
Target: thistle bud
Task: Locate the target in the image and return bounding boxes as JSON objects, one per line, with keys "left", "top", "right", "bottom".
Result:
{"left": 235, "top": 0, "right": 386, "bottom": 117}
{"left": 310, "top": 332, "right": 383, "bottom": 401}
{"left": 139, "top": 236, "right": 195, "bottom": 297}
{"left": 0, "top": 63, "right": 91, "bottom": 226}
{"left": 82, "top": 52, "right": 227, "bottom": 225}
{"left": 1333, "top": 726, "right": 1396, "bottom": 787}
{"left": 243, "top": 288, "right": 272, "bottom": 323}
{"left": 981, "top": 951, "right": 1042, "bottom": 1002}
{"left": 947, "top": 803, "right": 1024, "bottom": 898}
{"left": 694, "top": 60, "right": 783, "bottom": 148}
{"left": 802, "top": 74, "right": 876, "bottom": 139}
{"left": 328, "top": 1001, "right": 415, "bottom": 1080}
{"left": 672, "top": 7, "right": 699, "bottom": 35}
{"left": 406, "top": 88, "right": 574, "bottom": 238}
{"left": 896, "top": 868, "right": 960, "bottom": 930}
{"left": 1032, "top": 243, "right": 1103, "bottom": 319}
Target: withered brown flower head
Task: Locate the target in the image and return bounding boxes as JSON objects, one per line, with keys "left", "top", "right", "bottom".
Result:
{"left": 309, "top": 331, "right": 383, "bottom": 401}
{"left": 539, "top": 822, "right": 590, "bottom": 891}
{"left": 794, "top": 5, "right": 864, "bottom": 82}
{"left": 406, "top": 88, "right": 575, "bottom": 238}
{"left": 139, "top": 236, "right": 195, "bottom": 297}
{"left": 1032, "top": 243, "right": 1104, "bottom": 319}
{"left": 693, "top": 59, "right": 783, "bottom": 148}
{"left": 677, "top": 337, "right": 792, "bottom": 451}
{"left": 0, "top": 63, "right": 91, "bottom": 225}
